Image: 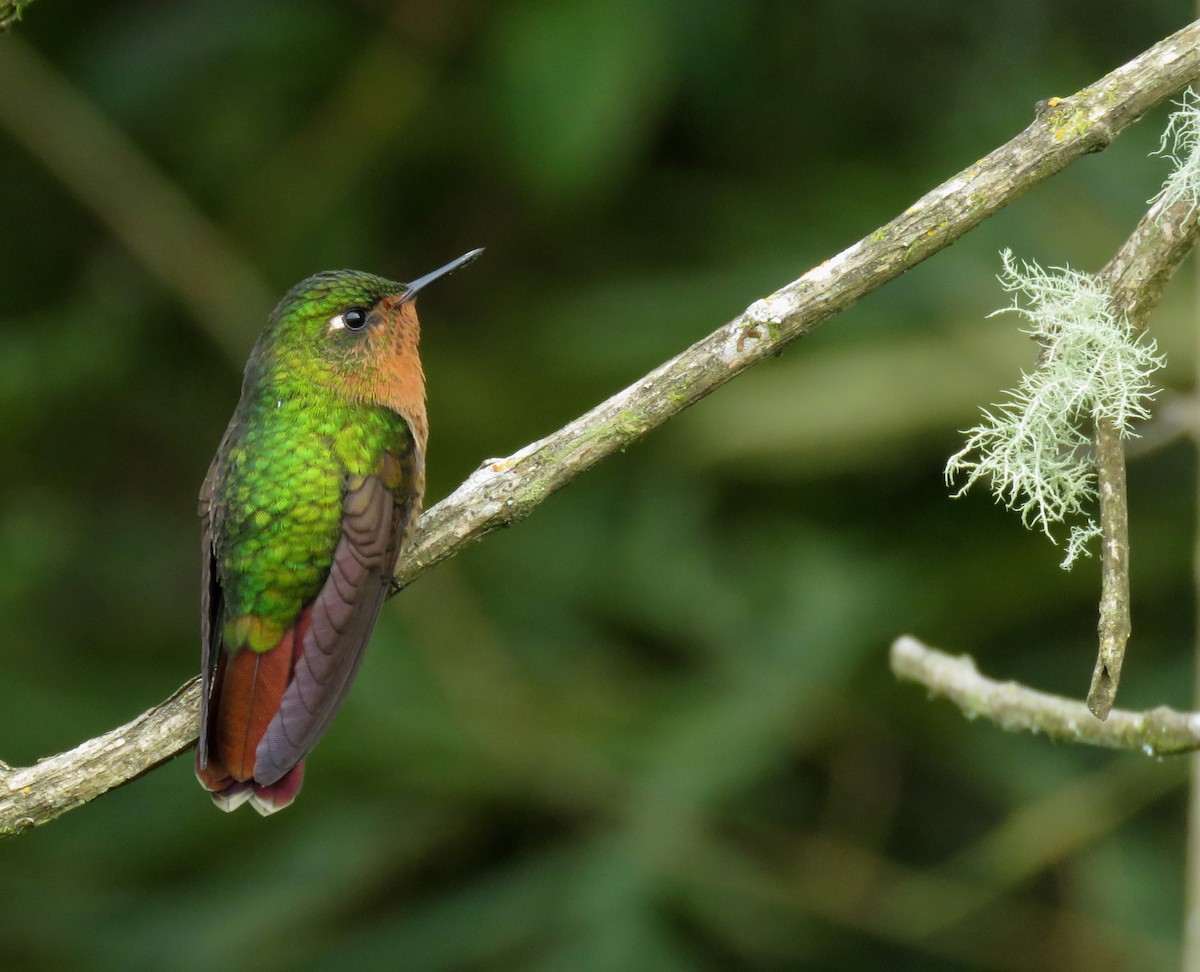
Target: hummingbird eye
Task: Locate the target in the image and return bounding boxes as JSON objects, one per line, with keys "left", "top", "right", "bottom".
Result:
{"left": 329, "top": 307, "right": 370, "bottom": 332}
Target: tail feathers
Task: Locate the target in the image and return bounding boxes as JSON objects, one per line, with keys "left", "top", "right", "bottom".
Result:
{"left": 196, "top": 609, "right": 312, "bottom": 813}
{"left": 247, "top": 763, "right": 305, "bottom": 815}
{"left": 197, "top": 762, "right": 305, "bottom": 816}
{"left": 209, "top": 780, "right": 255, "bottom": 813}
{"left": 216, "top": 632, "right": 299, "bottom": 780}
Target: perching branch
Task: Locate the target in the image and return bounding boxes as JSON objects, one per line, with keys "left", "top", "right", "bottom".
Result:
{"left": 5, "top": 19, "right": 1200, "bottom": 836}
{"left": 891, "top": 635, "right": 1200, "bottom": 755}
{"left": 0, "top": 682, "right": 201, "bottom": 836}
{"left": 1087, "top": 183, "right": 1200, "bottom": 718}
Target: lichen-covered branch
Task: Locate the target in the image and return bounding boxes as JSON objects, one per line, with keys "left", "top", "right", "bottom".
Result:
{"left": 891, "top": 636, "right": 1200, "bottom": 755}
{"left": 1087, "top": 188, "right": 1200, "bottom": 718}
{"left": 5, "top": 19, "right": 1200, "bottom": 837}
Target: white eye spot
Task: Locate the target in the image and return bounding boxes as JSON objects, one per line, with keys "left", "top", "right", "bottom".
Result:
{"left": 328, "top": 307, "right": 369, "bottom": 332}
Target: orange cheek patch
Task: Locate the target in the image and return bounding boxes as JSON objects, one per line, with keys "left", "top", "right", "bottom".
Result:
{"left": 352, "top": 299, "right": 428, "bottom": 451}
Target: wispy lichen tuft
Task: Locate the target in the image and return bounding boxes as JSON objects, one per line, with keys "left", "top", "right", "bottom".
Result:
{"left": 1151, "top": 88, "right": 1200, "bottom": 218}
{"left": 945, "top": 250, "right": 1164, "bottom": 568}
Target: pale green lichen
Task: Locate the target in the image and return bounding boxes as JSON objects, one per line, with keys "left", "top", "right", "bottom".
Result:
{"left": 945, "top": 251, "right": 1164, "bottom": 568}
{"left": 1151, "top": 88, "right": 1200, "bottom": 218}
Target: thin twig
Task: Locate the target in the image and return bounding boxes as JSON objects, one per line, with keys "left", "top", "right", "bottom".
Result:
{"left": 891, "top": 635, "right": 1200, "bottom": 755}
{"left": 5, "top": 20, "right": 1200, "bottom": 836}
{"left": 1087, "top": 187, "right": 1200, "bottom": 718}
{"left": 1088, "top": 416, "right": 1131, "bottom": 719}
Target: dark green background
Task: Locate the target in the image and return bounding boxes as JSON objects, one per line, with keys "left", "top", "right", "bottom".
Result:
{"left": 1, "top": 2, "right": 1195, "bottom": 969}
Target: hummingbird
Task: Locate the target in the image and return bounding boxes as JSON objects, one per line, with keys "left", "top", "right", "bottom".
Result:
{"left": 195, "top": 248, "right": 482, "bottom": 815}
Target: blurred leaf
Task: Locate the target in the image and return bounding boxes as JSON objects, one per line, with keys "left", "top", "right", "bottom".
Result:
{"left": 488, "top": 0, "right": 673, "bottom": 207}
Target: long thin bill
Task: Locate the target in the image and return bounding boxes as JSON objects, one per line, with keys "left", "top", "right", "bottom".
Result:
{"left": 404, "top": 247, "right": 485, "bottom": 299}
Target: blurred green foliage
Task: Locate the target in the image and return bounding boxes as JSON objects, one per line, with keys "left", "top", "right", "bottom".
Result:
{"left": 0, "top": 1, "right": 1196, "bottom": 969}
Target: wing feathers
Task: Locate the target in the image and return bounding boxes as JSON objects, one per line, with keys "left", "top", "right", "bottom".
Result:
{"left": 197, "top": 450, "right": 224, "bottom": 772}
{"left": 253, "top": 475, "right": 401, "bottom": 785}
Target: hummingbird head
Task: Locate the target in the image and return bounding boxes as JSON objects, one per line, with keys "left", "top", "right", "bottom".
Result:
{"left": 251, "top": 249, "right": 482, "bottom": 448}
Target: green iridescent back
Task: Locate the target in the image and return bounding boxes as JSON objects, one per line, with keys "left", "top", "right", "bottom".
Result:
{"left": 212, "top": 392, "right": 412, "bottom": 651}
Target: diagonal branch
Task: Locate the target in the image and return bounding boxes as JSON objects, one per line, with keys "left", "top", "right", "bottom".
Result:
{"left": 5, "top": 19, "right": 1200, "bottom": 836}
{"left": 396, "top": 19, "right": 1200, "bottom": 586}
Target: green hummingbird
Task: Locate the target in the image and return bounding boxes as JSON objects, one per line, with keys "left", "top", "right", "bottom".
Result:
{"left": 195, "top": 248, "right": 482, "bottom": 815}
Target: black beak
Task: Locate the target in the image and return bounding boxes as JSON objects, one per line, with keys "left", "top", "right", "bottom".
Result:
{"left": 403, "top": 247, "right": 485, "bottom": 300}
